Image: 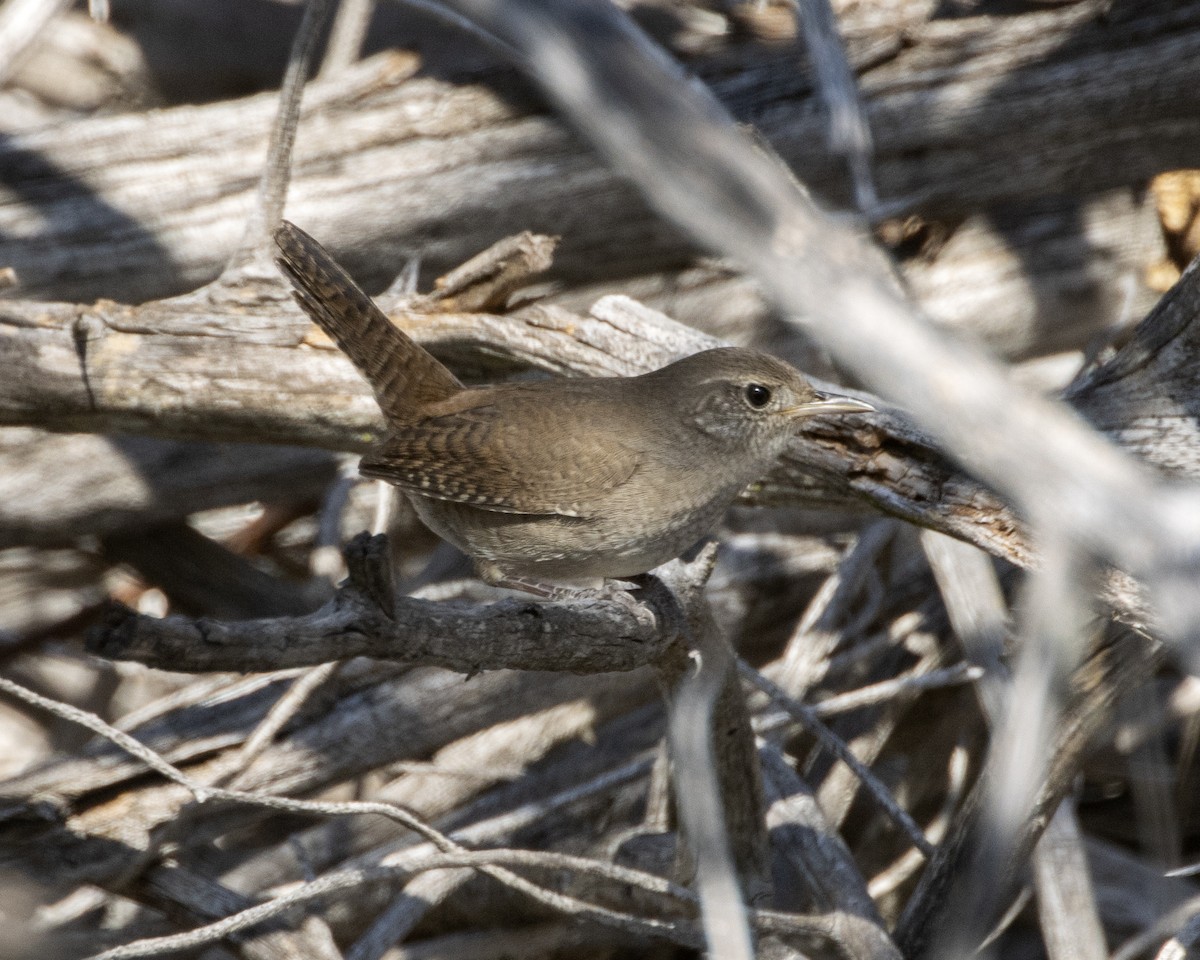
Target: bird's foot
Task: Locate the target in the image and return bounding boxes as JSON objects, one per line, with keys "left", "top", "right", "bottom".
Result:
{"left": 484, "top": 573, "right": 647, "bottom": 612}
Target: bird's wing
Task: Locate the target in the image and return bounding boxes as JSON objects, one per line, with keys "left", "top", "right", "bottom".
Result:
{"left": 359, "top": 395, "right": 642, "bottom": 518}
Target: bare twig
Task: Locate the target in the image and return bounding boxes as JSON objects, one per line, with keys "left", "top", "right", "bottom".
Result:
{"left": 0, "top": 674, "right": 211, "bottom": 804}
{"left": 1, "top": 676, "right": 696, "bottom": 960}
{"left": 226, "top": 0, "right": 338, "bottom": 273}
{"left": 88, "top": 534, "right": 660, "bottom": 674}
{"left": 868, "top": 741, "right": 970, "bottom": 900}
{"left": 1112, "top": 895, "right": 1200, "bottom": 960}
{"left": 741, "top": 660, "right": 934, "bottom": 857}
{"left": 321, "top": 0, "right": 375, "bottom": 76}
{"left": 777, "top": 520, "right": 896, "bottom": 693}
{"left": 1033, "top": 798, "right": 1107, "bottom": 960}
{"left": 791, "top": 0, "right": 877, "bottom": 209}
{"left": 656, "top": 549, "right": 756, "bottom": 960}
{"left": 760, "top": 743, "right": 901, "bottom": 959}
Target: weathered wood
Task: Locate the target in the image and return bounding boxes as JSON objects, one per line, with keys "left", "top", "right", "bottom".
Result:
{"left": 1, "top": 3, "right": 1197, "bottom": 304}
{"left": 1, "top": 10, "right": 150, "bottom": 121}
{"left": 2, "top": 237, "right": 1196, "bottom": 576}
{"left": 86, "top": 543, "right": 662, "bottom": 676}
{"left": 0, "top": 280, "right": 1019, "bottom": 560}
{"left": 547, "top": 185, "right": 1168, "bottom": 367}
{"left": 0, "top": 427, "right": 337, "bottom": 548}
{"left": 904, "top": 189, "right": 1166, "bottom": 362}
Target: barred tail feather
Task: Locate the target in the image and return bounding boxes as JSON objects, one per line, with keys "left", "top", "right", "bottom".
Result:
{"left": 273, "top": 220, "right": 461, "bottom": 419}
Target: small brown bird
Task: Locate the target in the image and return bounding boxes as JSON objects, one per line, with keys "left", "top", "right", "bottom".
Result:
{"left": 274, "top": 221, "right": 872, "bottom": 596}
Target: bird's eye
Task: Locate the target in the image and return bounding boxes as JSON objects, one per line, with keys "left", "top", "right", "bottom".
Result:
{"left": 745, "top": 383, "right": 772, "bottom": 408}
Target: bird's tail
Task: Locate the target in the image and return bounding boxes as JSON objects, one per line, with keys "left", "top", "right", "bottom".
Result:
{"left": 273, "top": 220, "right": 462, "bottom": 419}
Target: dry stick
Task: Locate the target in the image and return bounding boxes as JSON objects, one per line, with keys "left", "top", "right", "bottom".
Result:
{"left": 82, "top": 552, "right": 686, "bottom": 955}
{"left": 920, "top": 531, "right": 1009, "bottom": 723}
{"left": 339, "top": 694, "right": 652, "bottom": 956}
{"left": 1154, "top": 913, "right": 1200, "bottom": 960}
{"left": 868, "top": 741, "right": 969, "bottom": 900}
{"left": 808, "top": 663, "right": 981, "bottom": 717}
{"left": 662, "top": 592, "right": 753, "bottom": 960}
{"left": 257, "top": 784, "right": 836, "bottom": 951}
{"left": 111, "top": 670, "right": 306, "bottom": 734}
{"left": 922, "top": 530, "right": 1108, "bottom": 960}
{"left": 88, "top": 551, "right": 663, "bottom": 676}
{"left": 649, "top": 545, "right": 773, "bottom": 951}
{"left": 11, "top": 614, "right": 825, "bottom": 960}
{"left": 1032, "top": 798, "right": 1108, "bottom": 960}
{"left": 1122, "top": 675, "right": 1184, "bottom": 867}
{"left": 321, "top": 0, "right": 376, "bottom": 77}
{"left": 811, "top": 634, "right": 947, "bottom": 836}
{"left": 72, "top": 659, "right": 349, "bottom": 960}
{"left": 759, "top": 743, "right": 901, "bottom": 960}
{"left": 433, "top": 0, "right": 1200, "bottom": 646}
{"left": 225, "top": 0, "right": 337, "bottom": 274}
{"left": 975, "top": 886, "right": 1035, "bottom": 955}
{"left": 755, "top": 664, "right": 981, "bottom": 737}
{"left": 924, "top": 535, "right": 1097, "bottom": 960}
{"left": 345, "top": 868, "right": 470, "bottom": 960}
{"left": 777, "top": 520, "right": 896, "bottom": 693}
{"left": 739, "top": 660, "right": 933, "bottom": 858}
{"left": 6, "top": 669, "right": 701, "bottom": 960}
{"left": 0, "top": 674, "right": 211, "bottom": 801}
{"left": 791, "top": 0, "right": 877, "bottom": 210}
{"left": 86, "top": 851, "right": 699, "bottom": 960}
{"left": 1112, "top": 894, "right": 1200, "bottom": 960}
{"left": 382, "top": 920, "right": 628, "bottom": 960}
{"left": 233, "top": 661, "right": 344, "bottom": 772}
{"left": 341, "top": 671, "right": 622, "bottom": 957}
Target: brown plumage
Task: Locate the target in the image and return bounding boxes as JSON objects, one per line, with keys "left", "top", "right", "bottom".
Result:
{"left": 274, "top": 221, "right": 872, "bottom": 592}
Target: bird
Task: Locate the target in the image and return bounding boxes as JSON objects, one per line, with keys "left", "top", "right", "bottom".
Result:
{"left": 273, "top": 220, "right": 873, "bottom": 597}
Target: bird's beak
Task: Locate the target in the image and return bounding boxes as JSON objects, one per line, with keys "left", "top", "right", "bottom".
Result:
{"left": 788, "top": 391, "right": 875, "bottom": 417}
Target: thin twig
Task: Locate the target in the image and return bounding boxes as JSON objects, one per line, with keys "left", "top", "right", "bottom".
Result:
{"left": 868, "top": 741, "right": 970, "bottom": 900}
{"left": 225, "top": 0, "right": 338, "bottom": 273}
{"left": 925, "top": 534, "right": 1096, "bottom": 958}
{"left": 777, "top": 520, "right": 895, "bottom": 692}
{"left": 232, "top": 661, "right": 344, "bottom": 773}
{"left": 84, "top": 851, "right": 698, "bottom": 960}
{"left": 0, "top": 674, "right": 211, "bottom": 804}
{"left": 791, "top": 0, "right": 877, "bottom": 210}
{"left": 5, "top": 676, "right": 697, "bottom": 959}
{"left": 663, "top": 595, "right": 755, "bottom": 960}
{"left": 809, "top": 663, "right": 981, "bottom": 717}
{"left": 1112, "top": 895, "right": 1200, "bottom": 960}
{"left": 740, "top": 659, "right": 935, "bottom": 857}
{"left": 320, "top": 0, "right": 375, "bottom": 76}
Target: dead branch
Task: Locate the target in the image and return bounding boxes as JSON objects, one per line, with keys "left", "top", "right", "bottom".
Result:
{"left": 1, "top": 4, "right": 1196, "bottom": 304}
{"left": 88, "top": 533, "right": 660, "bottom": 675}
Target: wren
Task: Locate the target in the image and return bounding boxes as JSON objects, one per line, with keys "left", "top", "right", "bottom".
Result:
{"left": 274, "top": 221, "right": 872, "bottom": 596}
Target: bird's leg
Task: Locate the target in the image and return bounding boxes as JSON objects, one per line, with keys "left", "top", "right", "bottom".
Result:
{"left": 479, "top": 565, "right": 645, "bottom": 611}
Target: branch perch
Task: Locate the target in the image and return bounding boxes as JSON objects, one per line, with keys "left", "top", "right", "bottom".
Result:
{"left": 89, "top": 533, "right": 661, "bottom": 675}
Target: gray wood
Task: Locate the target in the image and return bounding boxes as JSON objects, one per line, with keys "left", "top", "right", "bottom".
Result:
{"left": 0, "top": 3, "right": 1195, "bottom": 304}
{"left": 0, "top": 427, "right": 337, "bottom": 548}
{"left": 101, "top": 521, "right": 326, "bottom": 619}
